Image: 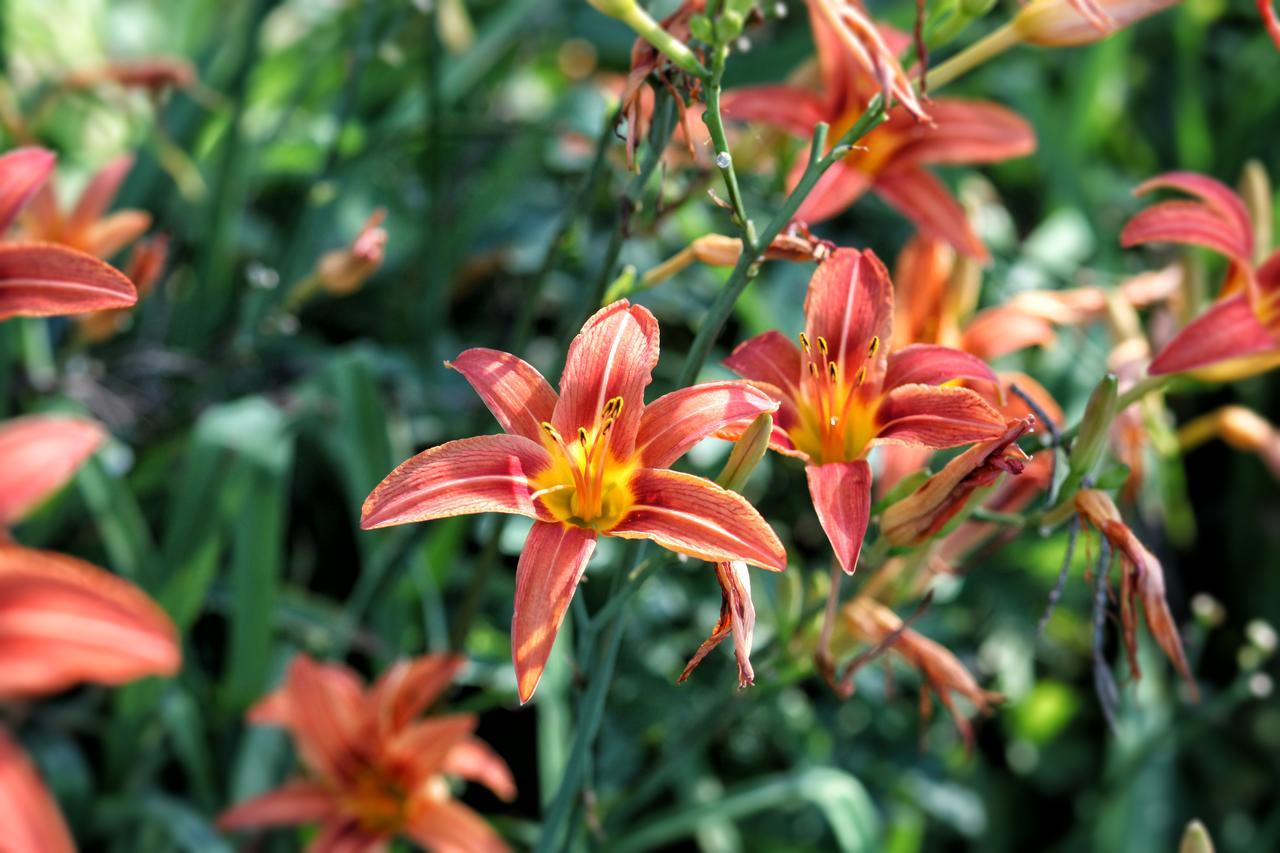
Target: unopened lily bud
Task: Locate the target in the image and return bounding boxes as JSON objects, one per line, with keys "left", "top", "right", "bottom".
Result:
{"left": 1239, "top": 159, "right": 1273, "bottom": 264}
{"left": 1011, "top": 0, "right": 1177, "bottom": 47}
{"left": 882, "top": 417, "right": 1033, "bottom": 546}
{"left": 1178, "top": 405, "right": 1280, "bottom": 480}
{"left": 315, "top": 209, "right": 387, "bottom": 296}
{"left": 960, "top": 0, "right": 999, "bottom": 17}
{"left": 1178, "top": 820, "right": 1215, "bottom": 853}
{"left": 716, "top": 413, "right": 773, "bottom": 492}
{"left": 1067, "top": 373, "right": 1118, "bottom": 481}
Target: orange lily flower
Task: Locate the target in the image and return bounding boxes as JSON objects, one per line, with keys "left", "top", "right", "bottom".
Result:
{"left": 722, "top": 248, "right": 1006, "bottom": 573}
{"left": 18, "top": 154, "right": 151, "bottom": 260}
{"left": 0, "top": 416, "right": 180, "bottom": 853}
{"left": 362, "top": 300, "right": 786, "bottom": 702}
{"left": 220, "top": 654, "right": 513, "bottom": 852}
{"left": 1122, "top": 170, "right": 1280, "bottom": 378}
{"left": 0, "top": 147, "right": 137, "bottom": 319}
{"left": 720, "top": 5, "right": 1035, "bottom": 260}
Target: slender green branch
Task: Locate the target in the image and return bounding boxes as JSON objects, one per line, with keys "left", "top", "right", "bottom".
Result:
{"left": 701, "top": 43, "right": 755, "bottom": 249}
{"left": 589, "top": 0, "right": 709, "bottom": 78}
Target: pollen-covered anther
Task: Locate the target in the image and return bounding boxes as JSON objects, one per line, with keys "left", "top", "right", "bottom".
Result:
{"left": 867, "top": 335, "right": 880, "bottom": 357}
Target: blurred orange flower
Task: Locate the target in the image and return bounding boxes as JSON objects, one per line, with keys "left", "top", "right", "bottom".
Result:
{"left": 17, "top": 154, "right": 151, "bottom": 260}
{"left": 219, "top": 654, "right": 513, "bottom": 852}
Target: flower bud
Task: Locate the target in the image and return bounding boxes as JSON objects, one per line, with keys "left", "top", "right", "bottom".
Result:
{"left": 1239, "top": 159, "right": 1273, "bottom": 264}
{"left": 1011, "top": 0, "right": 1178, "bottom": 47}
{"left": 1067, "top": 372, "right": 1118, "bottom": 482}
{"left": 1178, "top": 820, "right": 1214, "bottom": 853}
{"left": 315, "top": 209, "right": 387, "bottom": 297}
{"left": 716, "top": 413, "right": 773, "bottom": 492}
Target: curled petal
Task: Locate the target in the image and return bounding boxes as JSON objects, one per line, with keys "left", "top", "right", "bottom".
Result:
{"left": 875, "top": 384, "right": 1006, "bottom": 448}
{"left": 0, "top": 243, "right": 137, "bottom": 320}
{"left": 874, "top": 168, "right": 987, "bottom": 262}
{"left": 806, "top": 460, "right": 872, "bottom": 575}
{"left": 609, "top": 468, "right": 786, "bottom": 570}
{"left": 82, "top": 210, "right": 152, "bottom": 259}
{"left": 361, "top": 434, "right": 553, "bottom": 529}
{"left": 512, "top": 522, "right": 597, "bottom": 703}
{"left": 1121, "top": 201, "right": 1254, "bottom": 268}
{"left": 794, "top": 160, "right": 872, "bottom": 224}
{"left": 719, "top": 85, "right": 827, "bottom": 136}
{"left": 809, "top": 0, "right": 929, "bottom": 121}
{"left": 1129, "top": 171, "right": 1254, "bottom": 259}
{"left": 0, "top": 728, "right": 75, "bottom": 853}
{"left": 1148, "top": 294, "right": 1277, "bottom": 376}
{"left": 370, "top": 654, "right": 466, "bottom": 737}
{"left": 724, "top": 330, "right": 805, "bottom": 414}
{"left": 882, "top": 344, "right": 998, "bottom": 391}
{"left": 442, "top": 738, "right": 517, "bottom": 802}
{"left": 890, "top": 100, "right": 1036, "bottom": 169}
{"left": 634, "top": 381, "right": 779, "bottom": 468}
{"left": 960, "top": 306, "right": 1057, "bottom": 361}
{"left": 0, "top": 148, "right": 56, "bottom": 234}
{"left": 803, "top": 248, "right": 893, "bottom": 392}
{"left": 0, "top": 415, "right": 105, "bottom": 525}
{"left": 405, "top": 800, "right": 509, "bottom": 853}
{"left": 217, "top": 781, "right": 337, "bottom": 831}
{"left": 552, "top": 300, "right": 659, "bottom": 458}
{"left": 448, "top": 348, "right": 558, "bottom": 442}
{"left": 0, "top": 545, "right": 179, "bottom": 698}
{"left": 678, "top": 561, "right": 756, "bottom": 688}
{"left": 881, "top": 417, "right": 1034, "bottom": 546}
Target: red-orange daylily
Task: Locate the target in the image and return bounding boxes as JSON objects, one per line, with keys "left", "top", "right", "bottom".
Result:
{"left": 722, "top": 248, "right": 1007, "bottom": 573}
{"left": 1122, "top": 170, "right": 1280, "bottom": 378}
{"left": 0, "top": 416, "right": 180, "bottom": 853}
{"left": 362, "top": 300, "right": 786, "bottom": 702}
{"left": 17, "top": 153, "right": 151, "bottom": 260}
{"left": 220, "top": 654, "right": 514, "bottom": 853}
{"left": 720, "top": 4, "right": 1035, "bottom": 260}
{"left": 0, "top": 147, "right": 137, "bottom": 319}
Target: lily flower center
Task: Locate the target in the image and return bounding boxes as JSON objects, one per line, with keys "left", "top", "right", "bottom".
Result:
{"left": 531, "top": 396, "right": 637, "bottom": 531}
{"left": 341, "top": 765, "right": 411, "bottom": 835}
{"left": 792, "top": 332, "right": 880, "bottom": 464}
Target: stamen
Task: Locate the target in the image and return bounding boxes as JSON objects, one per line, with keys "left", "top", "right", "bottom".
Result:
{"left": 828, "top": 362, "right": 838, "bottom": 380}
{"left": 867, "top": 335, "right": 880, "bottom": 357}
{"left": 799, "top": 332, "right": 811, "bottom": 353}
{"left": 816, "top": 336, "right": 829, "bottom": 356}
{"left": 578, "top": 427, "right": 589, "bottom": 445}
{"left": 855, "top": 366, "right": 867, "bottom": 387}
{"left": 808, "top": 362, "right": 819, "bottom": 378}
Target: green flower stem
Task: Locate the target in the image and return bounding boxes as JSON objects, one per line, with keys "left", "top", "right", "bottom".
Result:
{"left": 927, "top": 21, "right": 1021, "bottom": 90}
{"left": 675, "top": 99, "right": 885, "bottom": 389}
{"left": 592, "top": 0, "right": 709, "bottom": 79}
{"left": 702, "top": 43, "right": 756, "bottom": 248}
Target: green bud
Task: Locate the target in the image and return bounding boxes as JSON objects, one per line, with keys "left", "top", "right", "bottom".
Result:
{"left": 1178, "top": 821, "right": 1214, "bottom": 853}
{"left": 602, "top": 265, "right": 637, "bottom": 304}
{"left": 725, "top": 0, "right": 756, "bottom": 17}
{"left": 718, "top": 9, "right": 746, "bottom": 40}
{"left": 1068, "top": 373, "right": 1118, "bottom": 480}
{"left": 688, "top": 14, "right": 714, "bottom": 44}
{"left": 959, "top": 0, "right": 998, "bottom": 19}
{"left": 716, "top": 413, "right": 773, "bottom": 492}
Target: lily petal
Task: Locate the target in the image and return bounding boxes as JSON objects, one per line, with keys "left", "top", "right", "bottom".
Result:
{"left": 724, "top": 330, "right": 805, "bottom": 412}
{"left": 405, "top": 800, "right": 510, "bottom": 853}
{"left": 281, "top": 655, "right": 367, "bottom": 784}
{"left": 371, "top": 654, "right": 466, "bottom": 737}
{"left": 552, "top": 300, "right": 659, "bottom": 458}
{"left": 875, "top": 384, "right": 1006, "bottom": 448}
{"left": 0, "top": 728, "right": 75, "bottom": 853}
{"left": 0, "top": 415, "right": 105, "bottom": 525}
{"left": 1148, "top": 293, "right": 1276, "bottom": 376}
{"left": 806, "top": 460, "right": 872, "bottom": 575}
{"left": 1121, "top": 200, "right": 1254, "bottom": 268}
{"left": 0, "top": 243, "right": 137, "bottom": 320}
{"left": 634, "top": 381, "right": 779, "bottom": 468}
{"left": 247, "top": 658, "right": 364, "bottom": 730}
{"left": 0, "top": 148, "right": 56, "bottom": 235}
{"left": 960, "top": 306, "right": 1057, "bottom": 361}
{"left": 512, "top": 521, "right": 597, "bottom": 703}
{"left": 0, "top": 545, "right": 180, "bottom": 698}
{"left": 892, "top": 234, "right": 955, "bottom": 346}
{"left": 82, "top": 210, "right": 152, "bottom": 260}
{"left": 447, "top": 348, "right": 558, "bottom": 443}
{"left": 794, "top": 160, "right": 872, "bottom": 224}
{"left": 882, "top": 344, "right": 998, "bottom": 391}
{"left": 719, "top": 85, "right": 827, "bottom": 136}
{"left": 678, "top": 560, "right": 756, "bottom": 688}
{"left": 609, "top": 468, "right": 786, "bottom": 570}
{"left": 1126, "top": 171, "right": 1254, "bottom": 263}
{"left": 442, "top": 738, "right": 518, "bottom": 802}
{"left": 361, "top": 434, "right": 552, "bottom": 529}
{"left": 802, "top": 248, "right": 893, "bottom": 391}
{"left": 874, "top": 167, "right": 988, "bottom": 262}
{"left": 217, "top": 781, "right": 337, "bottom": 830}
{"left": 67, "top": 155, "right": 133, "bottom": 236}
{"left": 387, "top": 714, "right": 478, "bottom": 786}
{"left": 890, "top": 100, "right": 1036, "bottom": 168}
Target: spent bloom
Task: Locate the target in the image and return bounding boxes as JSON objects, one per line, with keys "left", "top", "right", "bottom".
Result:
{"left": 723, "top": 248, "right": 1006, "bottom": 573}
{"left": 362, "top": 301, "right": 785, "bottom": 701}
{"left": 721, "top": 4, "right": 1035, "bottom": 260}
{"left": 1122, "top": 170, "right": 1280, "bottom": 379}
{"left": 219, "top": 654, "right": 514, "bottom": 852}
{"left": 315, "top": 209, "right": 389, "bottom": 297}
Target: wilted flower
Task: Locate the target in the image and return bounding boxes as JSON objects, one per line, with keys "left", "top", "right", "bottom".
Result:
{"left": 881, "top": 417, "right": 1034, "bottom": 547}
{"left": 219, "top": 654, "right": 514, "bottom": 852}
{"left": 363, "top": 300, "right": 785, "bottom": 701}
{"left": 315, "top": 209, "right": 388, "bottom": 297}
{"left": 721, "top": 6, "right": 1035, "bottom": 259}
{"left": 679, "top": 560, "right": 757, "bottom": 687}
{"left": 62, "top": 57, "right": 197, "bottom": 95}
{"left": 723, "top": 248, "right": 1006, "bottom": 573}
{"left": 842, "top": 596, "right": 1002, "bottom": 744}
{"left": 1122, "top": 170, "right": 1280, "bottom": 379}
{"left": 1074, "top": 489, "right": 1198, "bottom": 698}
{"left": 0, "top": 147, "right": 137, "bottom": 319}
{"left": 642, "top": 225, "right": 834, "bottom": 289}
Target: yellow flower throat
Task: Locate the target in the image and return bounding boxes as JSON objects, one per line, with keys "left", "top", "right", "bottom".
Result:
{"left": 790, "top": 332, "right": 880, "bottom": 465}
{"left": 531, "top": 396, "right": 637, "bottom": 531}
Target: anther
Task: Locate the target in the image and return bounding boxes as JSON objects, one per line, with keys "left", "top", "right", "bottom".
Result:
{"left": 808, "top": 362, "right": 819, "bottom": 378}
{"left": 827, "top": 362, "right": 838, "bottom": 380}
{"left": 578, "top": 427, "right": 589, "bottom": 445}
{"left": 798, "top": 332, "right": 811, "bottom": 352}
{"left": 867, "top": 335, "right": 880, "bottom": 357}
{"left": 816, "top": 336, "right": 829, "bottom": 356}
{"left": 855, "top": 366, "right": 867, "bottom": 386}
